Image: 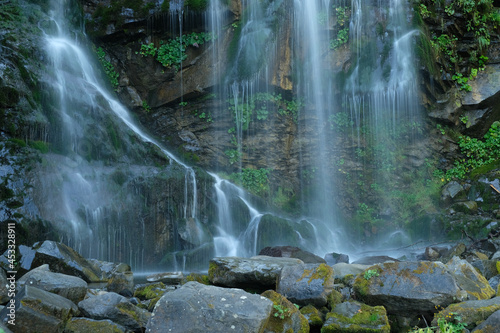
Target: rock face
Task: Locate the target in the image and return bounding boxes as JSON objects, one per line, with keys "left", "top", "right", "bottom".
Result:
{"left": 277, "top": 263, "right": 335, "bottom": 307}
{"left": 146, "top": 281, "right": 274, "bottom": 333}
{"left": 208, "top": 256, "right": 304, "bottom": 290}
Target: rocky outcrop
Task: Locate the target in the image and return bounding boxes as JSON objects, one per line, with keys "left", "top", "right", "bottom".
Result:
{"left": 146, "top": 281, "right": 274, "bottom": 333}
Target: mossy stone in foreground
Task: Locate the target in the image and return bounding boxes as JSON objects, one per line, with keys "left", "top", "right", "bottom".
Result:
{"left": 261, "top": 290, "right": 309, "bottom": 333}
{"left": 322, "top": 301, "right": 390, "bottom": 333}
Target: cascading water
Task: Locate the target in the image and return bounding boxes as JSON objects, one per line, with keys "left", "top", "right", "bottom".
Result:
{"left": 34, "top": 0, "right": 202, "bottom": 270}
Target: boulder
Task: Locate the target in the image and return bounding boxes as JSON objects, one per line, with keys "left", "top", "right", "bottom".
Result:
{"left": 259, "top": 246, "right": 326, "bottom": 264}
{"left": 353, "top": 261, "right": 463, "bottom": 316}
{"left": 30, "top": 241, "right": 103, "bottom": 282}
{"left": 322, "top": 301, "right": 390, "bottom": 333}
{"left": 133, "top": 282, "right": 170, "bottom": 301}
{"left": 78, "top": 292, "right": 150, "bottom": 332}
{"left": 324, "top": 252, "right": 349, "bottom": 265}
{"left": 432, "top": 296, "right": 500, "bottom": 329}
{"left": 208, "top": 256, "right": 303, "bottom": 290}
{"left": 146, "top": 281, "right": 273, "bottom": 333}
{"left": 106, "top": 271, "right": 134, "bottom": 297}
{"left": 261, "top": 290, "right": 309, "bottom": 333}
{"left": 16, "top": 269, "right": 87, "bottom": 303}
{"left": 446, "top": 256, "right": 495, "bottom": 300}
{"left": 0, "top": 286, "right": 79, "bottom": 333}
{"left": 64, "top": 318, "right": 127, "bottom": 333}
{"left": 277, "top": 263, "right": 335, "bottom": 307}
{"left": 471, "top": 309, "right": 500, "bottom": 332}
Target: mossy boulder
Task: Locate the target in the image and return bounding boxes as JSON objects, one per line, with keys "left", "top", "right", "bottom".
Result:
{"left": 432, "top": 297, "right": 500, "bottom": 329}
{"left": 470, "top": 309, "right": 500, "bottom": 332}
{"left": 277, "top": 263, "right": 335, "bottom": 307}
{"left": 322, "top": 301, "right": 390, "bottom": 333}
{"left": 261, "top": 290, "right": 309, "bottom": 333}
{"left": 353, "top": 261, "right": 462, "bottom": 316}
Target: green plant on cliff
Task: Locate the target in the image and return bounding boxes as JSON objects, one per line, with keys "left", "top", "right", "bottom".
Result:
{"left": 138, "top": 32, "right": 213, "bottom": 70}
{"left": 442, "top": 121, "right": 500, "bottom": 181}
{"left": 229, "top": 168, "right": 270, "bottom": 197}
{"left": 330, "top": 6, "right": 350, "bottom": 50}
{"left": 95, "top": 47, "right": 119, "bottom": 90}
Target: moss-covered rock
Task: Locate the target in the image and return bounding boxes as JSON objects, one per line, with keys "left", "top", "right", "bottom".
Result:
{"left": 261, "top": 290, "right": 309, "bottom": 333}
{"left": 322, "top": 301, "right": 390, "bottom": 333}
{"left": 432, "top": 297, "right": 500, "bottom": 329}
{"left": 277, "top": 263, "right": 335, "bottom": 307}
{"left": 133, "top": 282, "right": 168, "bottom": 300}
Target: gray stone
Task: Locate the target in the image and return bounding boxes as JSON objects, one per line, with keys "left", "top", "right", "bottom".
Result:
{"left": 78, "top": 292, "right": 150, "bottom": 332}
{"left": 472, "top": 260, "right": 499, "bottom": 280}
{"left": 0, "top": 286, "right": 79, "bottom": 333}
{"left": 146, "top": 281, "right": 273, "bottom": 333}
{"left": 353, "top": 261, "right": 463, "bottom": 316}
{"left": 209, "top": 256, "right": 303, "bottom": 290}
{"left": 277, "top": 263, "right": 335, "bottom": 307}
{"left": 17, "top": 269, "right": 88, "bottom": 303}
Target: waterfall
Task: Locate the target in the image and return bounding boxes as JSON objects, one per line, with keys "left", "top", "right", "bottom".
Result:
{"left": 37, "top": 0, "right": 200, "bottom": 269}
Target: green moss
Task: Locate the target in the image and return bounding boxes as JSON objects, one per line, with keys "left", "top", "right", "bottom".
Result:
{"left": 29, "top": 140, "right": 49, "bottom": 154}
{"left": 322, "top": 303, "right": 390, "bottom": 333}
{"left": 0, "top": 86, "right": 20, "bottom": 107}
{"left": 183, "top": 273, "right": 210, "bottom": 285}
{"left": 133, "top": 282, "right": 167, "bottom": 300}
{"left": 327, "top": 289, "right": 343, "bottom": 310}
{"left": 65, "top": 318, "right": 124, "bottom": 333}
{"left": 261, "top": 290, "right": 309, "bottom": 333}
{"left": 300, "top": 304, "right": 324, "bottom": 327}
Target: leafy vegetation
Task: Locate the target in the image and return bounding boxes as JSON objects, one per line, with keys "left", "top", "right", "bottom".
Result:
{"left": 228, "top": 168, "right": 270, "bottom": 197}
{"left": 330, "top": 6, "right": 350, "bottom": 50}
{"left": 95, "top": 47, "right": 119, "bottom": 90}
{"left": 436, "top": 121, "right": 500, "bottom": 181}
{"left": 138, "top": 32, "right": 214, "bottom": 71}
{"left": 409, "top": 312, "right": 466, "bottom": 333}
